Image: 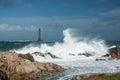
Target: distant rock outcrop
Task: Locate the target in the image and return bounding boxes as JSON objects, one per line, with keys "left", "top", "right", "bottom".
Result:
{"left": 32, "top": 51, "right": 59, "bottom": 58}
{"left": 0, "top": 52, "right": 64, "bottom": 80}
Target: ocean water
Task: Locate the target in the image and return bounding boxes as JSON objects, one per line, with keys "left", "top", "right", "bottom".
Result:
{"left": 0, "top": 29, "right": 120, "bottom": 80}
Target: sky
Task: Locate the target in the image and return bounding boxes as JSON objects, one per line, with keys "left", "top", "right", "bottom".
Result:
{"left": 0, "top": 0, "right": 120, "bottom": 41}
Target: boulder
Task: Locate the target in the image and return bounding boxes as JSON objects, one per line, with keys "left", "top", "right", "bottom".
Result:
{"left": 0, "top": 52, "right": 64, "bottom": 80}
{"left": 109, "top": 46, "right": 120, "bottom": 59}
{"left": 104, "top": 46, "right": 120, "bottom": 59}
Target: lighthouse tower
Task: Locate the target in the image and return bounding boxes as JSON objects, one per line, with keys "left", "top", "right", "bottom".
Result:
{"left": 37, "top": 28, "right": 43, "bottom": 42}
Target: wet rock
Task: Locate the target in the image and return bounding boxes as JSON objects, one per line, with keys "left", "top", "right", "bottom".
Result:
{"left": 45, "top": 52, "right": 59, "bottom": 58}
{"left": 104, "top": 46, "right": 120, "bottom": 59}
{"left": 32, "top": 52, "right": 45, "bottom": 57}
{"left": 96, "top": 58, "right": 106, "bottom": 61}
{"left": 109, "top": 46, "right": 120, "bottom": 59}
{"left": 18, "top": 53, "right": 34, "bottom": 62}
{"left": 32, "top": 51, "right": 59, "bottom": 58}
{"left": 78, "top": 53, "right": 93, "bottom": 57}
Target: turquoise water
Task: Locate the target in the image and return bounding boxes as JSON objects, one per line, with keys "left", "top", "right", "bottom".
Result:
{"left": 0, "top": 41, "right": 53, "bottom": 51}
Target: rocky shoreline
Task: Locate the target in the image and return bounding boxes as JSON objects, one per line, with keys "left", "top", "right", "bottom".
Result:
{"left": 0, "top": 46, "right": 120, "bottom": 80}
{"left": 0, "top": 52, "right": 64, "bottom": 80}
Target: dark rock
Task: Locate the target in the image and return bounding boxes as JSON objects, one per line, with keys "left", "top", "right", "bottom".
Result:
{"left": 0, "top": 70, "right": 9, "bottom": 80}
{"left": 96, "top": 58, "right": 106, "bottom": 61}
{"left": 103, "top": 54, "right": 109, "bottom": 57}
{"left": 32, "top": 51, "right": 59, "bottom": 58}
{"left": 32, "top": 52, "right": 45, "bottom": 57}
{"left": 45, "top": 52, "right": 59, "bottom": 58}
{"left": 109, "top": 46, "right": 120, "bottom": 59}
{"left": 78, "top": 53, "right": 93, "bottom": 57}
{"left": 104, "top": 46, "right": 120, "bottom": 59}
{"left": 18, "top": 53, "right": 34, "bottom": 62}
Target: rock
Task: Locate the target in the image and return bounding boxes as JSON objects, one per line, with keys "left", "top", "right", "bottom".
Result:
{"left": 78, "top": 53, "right": 93, "bottom": 57}
{"left": 45, "top": 63, "right": 64, "bottom": 72}
{"left": 69, "top": 53, "right": 75, "bottom": 56}
{"left": 0, "top": 70, "right": 9, "bottom": 80}
{"left": 103, "top": 54, "right": 109, "bottom": 57}
{"left": 0, "top": 52, "right": 64, "bottom": 80}
{"left": 109, "top": 46, "right": 120, "bottom": 59}
{"left": 18, "top": 53, "right": 34, "bottom": 62}
{"left": 71, "top": 75, "right": 81, "bottom": 80}
{"left": 33, "top": 61, "right": 47, "bottom": 71}
{"left": 32, "top": 51, "right": 59, "bottom": 58}
{"left": 104, "top": 46, "right": 120, "bottom": 59}
{"left": 32, "top": 52, "right": 45, "bottom": 57}
{"left": 96, "top": 58, "right": 106, "bottom": 61}
{"left": 45, "top": 52, "right": 59, "bottom": 58}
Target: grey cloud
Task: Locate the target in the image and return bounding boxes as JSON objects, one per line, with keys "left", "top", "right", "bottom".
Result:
{"left": 100, "top": 8, "right": 120, "bottom": 17}
{"left": 24, "top": 3, "right": 33, "bottom": 9}
{"left": 96, "top": 0, "right": 107, "bottom": 2}
{"left": 92, "top": 19, "right": 120, "bottom": 29}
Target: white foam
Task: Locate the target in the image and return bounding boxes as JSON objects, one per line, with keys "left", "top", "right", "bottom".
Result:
{"left": 11, "top": 28, "right": 109, "bottom": 61}
{"left": 11, "top": 29, "right": 120, "bottom": 80}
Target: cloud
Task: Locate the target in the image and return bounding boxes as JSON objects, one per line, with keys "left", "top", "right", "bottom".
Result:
{"left": 0, "top": 24, "right": 38, "bottom": 31}
{"left": 100, "top": 8, "right": 120, "bottom": 17}
{"left": 24, "top": 3, "right": 33, "bottom": 9}
{"left": 0, "top": 0, "right": 20, "bottom": 7}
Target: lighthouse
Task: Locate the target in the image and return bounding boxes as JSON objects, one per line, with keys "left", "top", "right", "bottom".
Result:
{"left": 37, "top": 28, "right": 43, "bottom": 42}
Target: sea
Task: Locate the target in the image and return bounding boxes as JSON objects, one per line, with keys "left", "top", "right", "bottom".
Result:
{"left": 0, "top": 29, "right": 120, "bottom": 80}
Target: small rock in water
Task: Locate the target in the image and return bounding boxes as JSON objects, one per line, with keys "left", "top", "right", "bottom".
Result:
{"left": 96, "top": 58, "right": 106, "bottom": 61}
{"left": 78, "top": 52, "right": 93, "bottom": 57}
{"left": 32, "top": 51, "right": 59, "bottom": 58}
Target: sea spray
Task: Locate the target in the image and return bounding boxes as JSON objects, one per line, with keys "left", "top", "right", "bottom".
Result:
{"left": 9, "top": 29, "right": 120, "bottom": 80}
{"left": 12, "top": 28, "right": 109, "bottom": 59}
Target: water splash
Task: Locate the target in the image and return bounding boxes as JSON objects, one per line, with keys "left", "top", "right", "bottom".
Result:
{"left": 12, "top": 28, "right": 108, "bottom": 59}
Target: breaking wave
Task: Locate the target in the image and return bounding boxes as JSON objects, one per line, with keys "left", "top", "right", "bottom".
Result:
{"left": 12, "top": 28, "right": 108, "bottom": 60}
